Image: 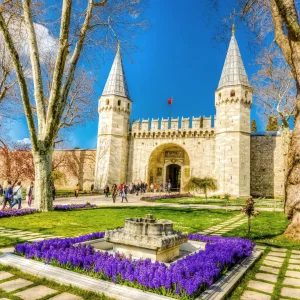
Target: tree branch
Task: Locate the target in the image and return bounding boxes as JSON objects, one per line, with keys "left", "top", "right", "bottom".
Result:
{"left": 22, "top": 0, "right": 46, "bottom": 133}
{"left": 0, "top": 13, "right": 38, "bottom": 151}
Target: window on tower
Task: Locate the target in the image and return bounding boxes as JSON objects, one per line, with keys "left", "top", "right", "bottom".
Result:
{"left": 106, "top": 99, "right": 109, "bottom": 105}
{"left": 245, "top": 91, "right": 248, "bottom": 99}
{"left": 118, "top": 100, "right": 121, "bottom": 106}
{"left": 230, "top": 90, "right": 235, "bottom": 97}
{"left": 127, "top": 103, "right": 130, "bottom": 109}
{"left": 218, "top": 93, "right": 221, "bottom": 100}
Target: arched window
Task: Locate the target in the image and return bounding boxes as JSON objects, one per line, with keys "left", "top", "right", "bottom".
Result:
{"left": 230, "top": 90, "right": 235, "bottom": 97}
{"left": 106, "top": 99, "right": 109, "bottom": 105}
{"left": 245, "top": 91, "right": 248, "bottom": 98}
{"left": 127, "top": 103, "right": 130, "bottom": 109}
{"left": 118, "top": 100, "right": 121, "bottom": 106}
{"left": 218, "top": 93, "right": 221, "bottom": 100}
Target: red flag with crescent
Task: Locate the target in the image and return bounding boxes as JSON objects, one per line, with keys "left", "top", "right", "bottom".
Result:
{"left": 167, "top": 97, "right": 173, "bottom": 104}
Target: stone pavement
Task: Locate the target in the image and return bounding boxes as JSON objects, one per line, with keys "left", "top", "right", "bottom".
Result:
{"left": 240, "top": 247, "right": 300, "bottom": 299}
{"left": 0, "top": 228, "right": 62, "bottom": 254}
{"left": 0, "top": 270, "right": 83, "bottom": 299}
{"left": 21, "top": 193, "right": 282, "bottom": 212}
{"left": 197, "top": 214, "right": 247, "bottom": 236}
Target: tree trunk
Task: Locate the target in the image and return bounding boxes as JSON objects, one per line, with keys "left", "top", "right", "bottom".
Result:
{"left": 33, "top": 148, "right": 53, "bottom": 212}
{"left": 284, "top": 88, "right": 300, "bottom": 240}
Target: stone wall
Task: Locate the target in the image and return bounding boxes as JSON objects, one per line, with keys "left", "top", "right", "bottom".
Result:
{"left": 250, "top": 132, "right": 284, "bottom": 198}
{"left": 0, "top": 149, "right": 96, "bottom": 191}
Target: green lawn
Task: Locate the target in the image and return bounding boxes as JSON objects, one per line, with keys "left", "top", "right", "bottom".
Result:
{"left": 224, "top": 211, "right": 300, "bottom": 250}
{"left": 0, "top": 207, "right": 238, "bottom": 237}
{"left": 155, "top": 196, "right": 284, "bottom": 208}
{"left": 0, "top": 236, "right": 23, "bottom": 249}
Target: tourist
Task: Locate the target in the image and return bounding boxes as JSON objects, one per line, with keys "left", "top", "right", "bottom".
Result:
{"left": 141, "top": 182, "right": 145, "bottom": 194}
{"left": 112, "top": 184, "right": 118, "bottom": 203}
{"left": 26, "top": 182, "right": 34, "bottom": 207}
{"left": 2, "top": 180, "right": 13, "bottom": 210}
{"left": 168, "top": 181, "right": 172, "bottom": 193}
{"left": 10, "top": 181, "right": 22, "bottom": 209}
{"left": 121, "top": 184, "right": 128, "bottom": 203}
{"left": 160, "top": 183, "right": 164, "bottom": 192}
{"left": 0, "top": 184, "right": 3, "bottom": 197}
{"left": 154, "top": 183, "right": 158, "bottom": 192}
{"left": 118, "top": 184, "right": 123, "bottom": 196}
{"left": 145, "top": 183, "right": 148, "bottom": 192}
{"left": 90, "top": 183, "right": 94, "bottom": 193}
{"left": 74, "top": 183, "right": 80, "bottom": 198}
{"left": 150, "top": 183, "right": 154, "bottom": 193}
{"left": 104, "top": 185, "right": 110, "bottom": 197}
{"left": 136, "top": 182, "right": 141, "bottom": 196}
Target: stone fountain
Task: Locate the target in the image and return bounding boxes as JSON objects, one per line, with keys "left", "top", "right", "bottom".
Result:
{"left": 104, "top": 214, "right": 188, "bottom": 262}
{"left": 80, "top": 214, "right": 205, "bottom": 263}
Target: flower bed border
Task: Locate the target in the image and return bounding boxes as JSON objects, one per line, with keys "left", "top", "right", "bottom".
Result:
{"left": 0, "top": 208, "right": 36, "bottom": 218}
{"left": 141, "top": 193, "right": 194, "bottom": 202}
{"left": 14, "top": 233, "right": 254, "bottom": 299}
{"left": 53, "top": 203, "right": 97, "bottom": 211}
{"left": 0, "top": 250, "right": 262, "bottom": 300}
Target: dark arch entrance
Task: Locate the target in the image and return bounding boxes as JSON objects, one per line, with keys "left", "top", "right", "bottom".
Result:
{"left": 166, "top": 164, "right": 181, "bottom": 191}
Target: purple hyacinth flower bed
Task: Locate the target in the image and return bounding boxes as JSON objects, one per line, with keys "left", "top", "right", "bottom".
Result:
{"left": 14, "top": 232, "right": 254, "bottom": 299}
{"left": 141, "top": 193, "right": 194, "bottom": 202}
{"left": 0, "top": 208, "right": 36, "bottom": 218}
{"left": 54, "top": 203, "right": 97, "bottom": 211}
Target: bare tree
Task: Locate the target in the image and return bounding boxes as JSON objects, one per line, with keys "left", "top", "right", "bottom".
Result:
{"left": 210, "top": 0, "right": 300, "bottom": 240}
{"left": 0, "top": 0, "right": 146, "bottom": 211}
{"left": 252, "top": 44, "right": 296, "bottom": 131}
{"left": 0, "top": 139, "right": 35, "bottom": 186}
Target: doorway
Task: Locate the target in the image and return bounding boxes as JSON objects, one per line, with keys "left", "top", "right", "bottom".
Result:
{"left": 166, "top": 164, "right": 181, "bottom": 191}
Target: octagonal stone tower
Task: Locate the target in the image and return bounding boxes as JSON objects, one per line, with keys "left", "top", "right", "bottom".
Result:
{"left": 215, "top": 26, "right": 253, "bottom": 197}
{"left": 94, "top": 43, "right": 131, "bottom": 190}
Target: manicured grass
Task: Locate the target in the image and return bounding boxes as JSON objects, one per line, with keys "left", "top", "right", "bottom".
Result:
{"left": 155, "top": 197, "right": 284, "bottom": 208}
{"left": 224, "top": 211, "right": 300, "bottom": 250}
{"left": 0, "top": 264, "right": 113, "bottom": 300}
{"left": 0, "top": 207, "right": 238, "bottom": 236}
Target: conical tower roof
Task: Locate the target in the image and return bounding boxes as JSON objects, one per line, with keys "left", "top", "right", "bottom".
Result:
{"left": 218, "top": 27, "right": 250, "bottom": 89}
{"left": 102, "top": 44, "right": 130, "bottom": 99}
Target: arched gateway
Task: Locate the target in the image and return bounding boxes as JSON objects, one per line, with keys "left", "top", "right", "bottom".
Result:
{"left": 147, "top": 144, "right": 190, "bottom": 192}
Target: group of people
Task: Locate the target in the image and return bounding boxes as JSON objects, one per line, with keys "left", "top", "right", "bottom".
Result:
{"left": 102, "top": 180, "right": 173, "bottom": 203}
{"left": 0, "top": 181, "right": 34, "bottom": 211}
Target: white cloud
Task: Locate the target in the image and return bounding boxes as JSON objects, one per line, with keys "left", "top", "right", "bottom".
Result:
{"left": 17, "top": 138, "right": 31, "bottom": 145}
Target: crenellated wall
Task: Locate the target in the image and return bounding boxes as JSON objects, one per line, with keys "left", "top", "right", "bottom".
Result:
{"left": 131, "top": 116, "right": 214, "bottom": 138}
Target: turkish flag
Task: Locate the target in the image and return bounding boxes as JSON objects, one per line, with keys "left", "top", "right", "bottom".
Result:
{"left": 167, "top": 97, "right": 173, "bottom": 104}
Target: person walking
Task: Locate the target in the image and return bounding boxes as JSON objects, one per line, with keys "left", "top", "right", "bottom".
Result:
{"left": 121, "top": 184, "right": 128, "bottom": 203}
{"left": 168, "top": 181, "right": 172, "bottom": 193}
{"left": 150, "top": 183, "right": 154, "bottom": 193}
{"left": 10, "top": 181, "right": 22, "bottom": 209}
{"left": 104, "top": 185, "right": 110, "bottom": 197}
{"left": 0, "top": 185, "right": 3, "bottom": 197}
{"left": 74, "top": 183, "right": 80, "bottom": 198}
{"left": 112, "top": 184, "right": 118, "bottom": 203}
{"left": 136, "top": 182, "right": 141, "bottom": 196}
{"left": 26, "top": 182, "right": 34, "bottom": 207}
{"left": 2, "top": 181, "right": 13, "bottom": 210}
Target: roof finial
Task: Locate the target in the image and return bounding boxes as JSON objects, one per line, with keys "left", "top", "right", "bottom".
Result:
{"left": 117, "top": 40, "right": 120, "bottom": 52}
{"left": 232, "top": 24, "right": 235, "bottom": 36}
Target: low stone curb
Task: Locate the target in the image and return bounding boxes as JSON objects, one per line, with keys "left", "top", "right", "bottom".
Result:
{"left": 0, "top": 251, "right": 261, "bottom": 300}
{"left": 198, "top": 249, "right": 262, "bottom": 300}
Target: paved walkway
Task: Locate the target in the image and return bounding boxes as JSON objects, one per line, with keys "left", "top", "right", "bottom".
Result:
{"left": 197, "top": 214, "right": 247, "bottom": 236}
{"left": 0, "top": 270, "right": 83, "bottom": 299}
{"left": 240, "top": 247, "right": 300, "bottom": 299}
{"left": 18, "top": 193, "right": 283, "bottom": 212}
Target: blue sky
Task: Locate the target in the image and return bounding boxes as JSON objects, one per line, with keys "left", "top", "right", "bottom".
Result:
{"left": 10, "top": 0, "right": 264, "bottom": 149}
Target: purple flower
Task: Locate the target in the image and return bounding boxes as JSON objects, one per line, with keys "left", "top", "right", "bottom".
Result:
{"left": 54, "top": 203, "right": 97, "bottom": 211}
{"left": 0, "top": 208, "right": 36, "bottom": 218}
{"left": 14, "top": 231, "right": 254, "bottom": 298}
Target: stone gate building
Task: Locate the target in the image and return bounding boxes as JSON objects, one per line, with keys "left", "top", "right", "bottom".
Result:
{"left": 93, "top": 30, "right": 285, "bottom": 198}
